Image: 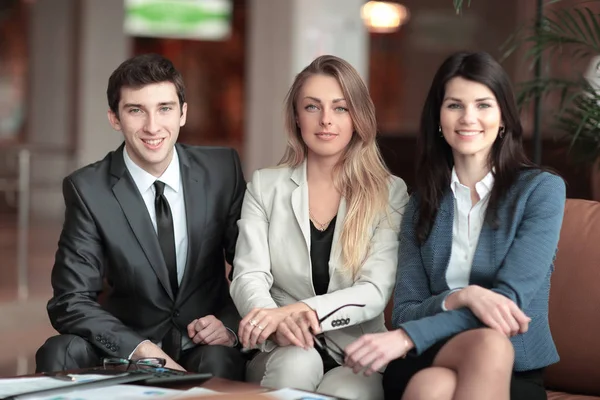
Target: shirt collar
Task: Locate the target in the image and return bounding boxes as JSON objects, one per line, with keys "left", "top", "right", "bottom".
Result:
{"left": 123, "top": 146, "right": 181, "bottom": 194}
{"left": 450, "top": 167, "right": 495, "bottom": 199}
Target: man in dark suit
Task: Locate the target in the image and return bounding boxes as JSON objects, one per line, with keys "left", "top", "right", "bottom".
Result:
{"left": 35, "top": 54, "right": 246, "bottom": 380}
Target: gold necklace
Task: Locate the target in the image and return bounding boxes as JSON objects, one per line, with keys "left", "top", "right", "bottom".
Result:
{"left": 309, "top": 210, "right": 334, "bottom": 231}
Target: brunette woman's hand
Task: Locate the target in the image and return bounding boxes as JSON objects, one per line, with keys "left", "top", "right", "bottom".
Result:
{"left": 345, "top": 329, "right": 414, "bottom": 376}
{"left": 447, "top": 285, "right": 530, "bottom": 337}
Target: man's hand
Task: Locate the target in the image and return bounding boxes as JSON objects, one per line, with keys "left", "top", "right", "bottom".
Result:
{"left": 187, "top": 315, "right": 236, "bottom": 347}
{"left": 345, "top": 330, "right": 413, "bottom": 376}
{"left": 132, "top": 341, "right": 185, "bottom": 371}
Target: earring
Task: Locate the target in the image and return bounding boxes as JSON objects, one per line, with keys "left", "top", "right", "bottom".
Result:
{"left": 499, "top": 126, "right": 505, "bottom": 138}
{"left": 438, "top": 126, "right": 443, "bottom": 137}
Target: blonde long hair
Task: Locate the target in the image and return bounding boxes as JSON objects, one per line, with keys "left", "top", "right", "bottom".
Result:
{"left": 279, "top": 55, "right": 391, "bottom": 277}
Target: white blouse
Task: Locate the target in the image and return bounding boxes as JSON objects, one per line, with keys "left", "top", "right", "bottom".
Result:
{"left": 445, "top": 168, "right": 494, "bottom": 289}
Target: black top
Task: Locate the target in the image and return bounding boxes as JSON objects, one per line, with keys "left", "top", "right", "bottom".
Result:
{"left": 309, "top": 216, "right": 336, "bottom": 296}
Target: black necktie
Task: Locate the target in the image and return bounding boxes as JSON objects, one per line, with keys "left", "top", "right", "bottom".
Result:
{"left": 154, "top": 181, "right": 181, "bottom": 361}
{"left": 154, "top": 181, "right": 178, "bottom": 296}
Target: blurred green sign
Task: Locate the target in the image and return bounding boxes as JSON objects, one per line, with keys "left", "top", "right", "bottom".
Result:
{"left": 125, "top": 0, "right": 232, "bottom": 40}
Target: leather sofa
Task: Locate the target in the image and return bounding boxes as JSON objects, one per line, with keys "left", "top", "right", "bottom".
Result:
{"left": 384, "top": 198, "right": 600, "bottom": 399}
{"left": 545, "top": 199, "right": 600, "bottom": 399}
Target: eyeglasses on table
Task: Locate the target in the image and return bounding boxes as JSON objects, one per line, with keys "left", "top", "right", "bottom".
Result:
{"left": 102, "top": 357, "right": 166, "bottom": 371}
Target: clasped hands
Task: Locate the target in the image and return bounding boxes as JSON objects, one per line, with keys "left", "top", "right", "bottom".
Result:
{"left": 238, "top": 303, "right": 321, "bottom": 349}
{"left": 133, "top": 314, "right": 234, "bottom": 372}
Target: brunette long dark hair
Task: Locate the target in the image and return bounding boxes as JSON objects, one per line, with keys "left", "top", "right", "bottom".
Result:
{"left": 415, "top": 51, "right": 536, "bottom": 244}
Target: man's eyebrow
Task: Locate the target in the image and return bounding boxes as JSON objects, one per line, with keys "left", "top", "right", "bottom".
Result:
{"left": 123, "top": 103, "right": 143, "bottom": 108}
{"left": 122, "top": 101, "right": 178, "bottom": 108}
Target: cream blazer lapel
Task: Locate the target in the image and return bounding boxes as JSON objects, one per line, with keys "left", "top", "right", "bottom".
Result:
{"left": 289, "top": 160, "right": 348, "bottom": 283}
{"left": 290, "top": 162, "right": 310, "bottom": 251}
{"left": 328, "top": 198, "right": 346, "bottom": 281}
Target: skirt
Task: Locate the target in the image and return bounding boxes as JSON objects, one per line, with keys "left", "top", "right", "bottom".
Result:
{"left": 382, "top": 340, "right": 546, "bottom": 400}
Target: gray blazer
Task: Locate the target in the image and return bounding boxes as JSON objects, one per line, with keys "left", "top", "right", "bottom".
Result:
{"left": 393, "top": 170, "right": 566, "bottom": 371}
{"left": 230, "top": 161, "right": 409, "bottom": 354}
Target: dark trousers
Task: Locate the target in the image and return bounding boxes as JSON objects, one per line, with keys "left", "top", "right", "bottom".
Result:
{"left": 35, "top": 334, "right": 246, "bottom": 381}
{"left": 382, "top": 340, "right": 546, "bottom": 400}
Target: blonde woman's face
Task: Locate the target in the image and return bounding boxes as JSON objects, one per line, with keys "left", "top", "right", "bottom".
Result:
{"left": 296, "top": 74, "right": 354, "bottom": 162}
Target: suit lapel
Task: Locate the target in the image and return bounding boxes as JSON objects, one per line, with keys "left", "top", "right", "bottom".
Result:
{"left": 470, "top": 219, "right": 496, "bottom": 286}
{"left": 177, "top": 145, "right": 207, "bottom": 298}
{"left": 110, "top": 145, "right": 174, "bottom": 301}
{"left": 432, "top": 191, "right": 454, "bottom": 289}
{"left": 290, "top": 161, "right": 310, "bottom": 251}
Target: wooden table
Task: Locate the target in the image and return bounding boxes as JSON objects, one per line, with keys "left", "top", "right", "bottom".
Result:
{"left": 7, "top": 371, "right": 272, "bottom": 399}
{"left": 180, "top": 376, "right": 269, "bottom": 395}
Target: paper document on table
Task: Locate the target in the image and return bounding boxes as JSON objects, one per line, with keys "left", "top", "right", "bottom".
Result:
{"left": 12, "top": 383, "right": 181, "bottom": 400}
{"left": 0, "top": 375, "right": 115, "bottom": 398}
{"left": 170, "top": 387, "right": 221, "bottom": 398}
{"left": 263, "top": 388, "right": 338, "bottom": 400}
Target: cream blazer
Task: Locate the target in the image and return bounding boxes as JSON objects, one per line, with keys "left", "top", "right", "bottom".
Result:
{"left": 230, "top": 161, "right": 409, "bottom": 354}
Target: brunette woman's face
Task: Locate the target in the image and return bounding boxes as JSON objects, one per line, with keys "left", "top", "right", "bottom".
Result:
{"left": 440, "top": 76, "right": 503, "bottom": 163}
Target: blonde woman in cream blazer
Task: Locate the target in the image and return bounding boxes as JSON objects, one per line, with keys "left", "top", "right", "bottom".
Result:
{"left": 230, "top": 55, "right": 409, "bottom": 400}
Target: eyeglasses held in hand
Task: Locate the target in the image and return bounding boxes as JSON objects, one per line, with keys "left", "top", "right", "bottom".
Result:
{"left": 102, "top": 357, "right": 166, "bottom": 371}
{"left": 311, "top": 303, "right": 366, "bottom": 362}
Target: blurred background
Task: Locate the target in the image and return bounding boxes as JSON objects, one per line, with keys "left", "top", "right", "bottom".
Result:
{"left": 0, "top": 0, "right": 597, "bottom": 375}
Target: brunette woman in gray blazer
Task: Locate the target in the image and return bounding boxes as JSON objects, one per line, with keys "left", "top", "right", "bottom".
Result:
{"left": 346, "top": 52, "right": 565, "bottom": 400}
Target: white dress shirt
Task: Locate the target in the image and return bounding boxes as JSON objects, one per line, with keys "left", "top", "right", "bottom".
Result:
{"left": 123, "top": 147, "right": 188, "bottom": 284}
{"left": 123, "top": 147, "right": 194, "bottom": 352}
{"left": 445, "top": 168, "right": 494, "bottom": 289}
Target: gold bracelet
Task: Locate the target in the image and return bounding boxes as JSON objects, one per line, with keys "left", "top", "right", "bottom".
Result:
{"left": 400, "top": 332, "right": 410, "bottom": 359}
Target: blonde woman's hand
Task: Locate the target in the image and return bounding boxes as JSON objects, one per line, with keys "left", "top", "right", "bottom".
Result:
{"left": 239, "top": 303, "right": 316, "bottom": 349}
{"left": 275, "top": 308, "right": 321, "bottom": 349}
{"left": 345, "top": 330, "right": 413, "bottom": 376}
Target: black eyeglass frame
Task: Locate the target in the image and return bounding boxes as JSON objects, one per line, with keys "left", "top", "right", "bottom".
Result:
{"left": 311, "top": 303, "right": 366, "bottom": 361}
{"left": 101, "top": 357, "right": 167, "bottom": 371}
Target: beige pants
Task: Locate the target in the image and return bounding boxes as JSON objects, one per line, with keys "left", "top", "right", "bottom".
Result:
{"left": 246, "top": 346, "right": 384, "bottom": 400}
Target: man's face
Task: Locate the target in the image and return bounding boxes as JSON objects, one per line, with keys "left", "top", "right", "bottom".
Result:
{"left": 108, "top": 82, "right": 187, "bottom": 177}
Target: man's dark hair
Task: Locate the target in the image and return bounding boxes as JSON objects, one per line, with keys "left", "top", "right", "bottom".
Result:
{"left": 106, "top": 53, "right": 185, "bottom": 117}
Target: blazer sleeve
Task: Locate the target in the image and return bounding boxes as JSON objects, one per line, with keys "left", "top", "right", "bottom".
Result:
{"left": 397, "top": 173, "right": 566, "bottom": 355}
{"left": 391, "top": 196, "right": 457, "bottom": 328}
{"left": 230, "top": 169, "right": 279, "bottom": 317}
{"left": 47, "top": 177, "right": 146, "bottom": 358}
{"left": 223, "top": 149, "right": 246, "bottom": 277}
{"left": 302, "top": 178, "right": 409, "bottom": 332}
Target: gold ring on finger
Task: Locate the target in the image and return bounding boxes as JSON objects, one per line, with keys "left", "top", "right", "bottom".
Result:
{"left": 257, "top": 325, "right": 265, "bottom": 330}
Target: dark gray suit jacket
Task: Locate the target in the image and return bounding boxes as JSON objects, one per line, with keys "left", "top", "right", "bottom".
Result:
{"left": 47, "top": 143, "right": 245, "bottom": 358}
